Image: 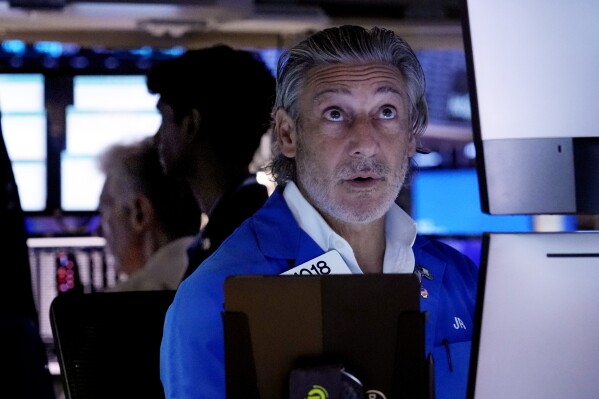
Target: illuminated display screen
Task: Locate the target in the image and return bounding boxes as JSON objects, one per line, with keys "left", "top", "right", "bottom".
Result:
{"left": 0, "top": 74, "right": 47, "bottom": 211}
{"left": 62, "top": 75, "right": 160, "bottom": 211}
{"left": 411, "top": 168, "right": 533, "bottom": 235}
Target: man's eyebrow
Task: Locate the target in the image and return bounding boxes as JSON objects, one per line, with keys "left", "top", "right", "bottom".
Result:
{"left": 313, "top": 85, "right": 404, "bottom": 105}
{"left": 313, "top": 87, "right": 351, "bottom": 103}
{"left": 376, "top": 86, "right": 404, "bottom": 98}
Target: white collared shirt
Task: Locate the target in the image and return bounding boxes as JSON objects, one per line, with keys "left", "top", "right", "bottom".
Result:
{"left": 283, "top": 181, "right": 416, "bottom": 274}
{"left": 109, "top": 236, "right": 195, "bottom": 292}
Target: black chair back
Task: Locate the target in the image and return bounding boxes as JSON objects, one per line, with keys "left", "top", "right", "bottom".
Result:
{"left": 50, "top": 290, "right": 175, "bottom": 399}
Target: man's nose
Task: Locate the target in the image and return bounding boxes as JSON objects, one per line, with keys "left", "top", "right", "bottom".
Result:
{"left": 348, "top": 117, "right": 379, "bottom": 158}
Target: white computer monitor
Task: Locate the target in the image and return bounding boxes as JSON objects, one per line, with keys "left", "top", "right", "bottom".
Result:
{"left": 462, "top": 0, "right": 599, "bottom": 214}
{"left": 469, "top": 232, "right": 599, "bottom": 399}
{"left": 61, "top": 75, "right": 160, "bottom": 212}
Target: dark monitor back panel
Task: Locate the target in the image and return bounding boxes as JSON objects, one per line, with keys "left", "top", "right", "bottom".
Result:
{"left": 224, "top": 274, "right": 426, "bottom": 399}
{"left": 50, "top": 290, "right": 175, "bottom": 399}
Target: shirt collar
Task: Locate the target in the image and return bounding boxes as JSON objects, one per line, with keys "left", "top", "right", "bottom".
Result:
{"left": 282, "top": 181, "right": 416, "bottom": 274}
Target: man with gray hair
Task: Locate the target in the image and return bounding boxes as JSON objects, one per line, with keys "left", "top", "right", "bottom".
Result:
{"left": 161, "top": 25, "right": 477, "bottom": 399}
{"left": 98, "top": 136, "right": 201, "bottom": 291}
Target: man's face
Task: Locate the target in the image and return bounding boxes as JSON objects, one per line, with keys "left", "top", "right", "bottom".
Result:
{"left": 98, "top": 176, "right": 142, "bottom": 275}
{"left": 154, "top": 100, "right": 192, "bottom": 176}
{"left": 280, "top": 63, "right": 416, "bottom": 225}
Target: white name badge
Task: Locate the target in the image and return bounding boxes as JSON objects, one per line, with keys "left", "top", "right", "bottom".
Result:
{"left": 281, "top": 250, "right": 352, "bottom": 276}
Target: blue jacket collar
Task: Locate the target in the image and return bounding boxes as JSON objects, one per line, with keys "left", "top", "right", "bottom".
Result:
{"left": 252, "top": 188, "right": 448, "bottom": 282}
{"left": 252, "top": 188, "right": 324, "bottom": 266}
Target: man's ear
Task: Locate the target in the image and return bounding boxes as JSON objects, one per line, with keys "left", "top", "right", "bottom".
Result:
{"left": 408, "top": 131, "right": 417, "bottom": 157}
{"left": 130, "top": 195, "right": 155, "bottom": 232}
{"left": 274, "top": 108, "right": 298, "bottom": 158}
{"left": 182, "top": 108, "right": 202, "bottom": 141}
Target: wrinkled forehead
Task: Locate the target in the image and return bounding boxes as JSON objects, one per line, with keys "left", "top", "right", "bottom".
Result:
{"left": 300, "top": 63, "right": 408, "bottom": 107}
{"left": 304, "top": 63, "right": 404, "bottom": 89}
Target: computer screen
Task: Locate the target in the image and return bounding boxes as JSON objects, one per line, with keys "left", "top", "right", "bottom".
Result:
{"left": 11, "top": 158, "right": 46, "bottom": 212}
{"left": 0, "top": 73, "right": 45, "bottom": 112}
{"left": 60, "top": 154, "right": 106, "bottom": 212}
{"left": 0, "top": 73, "right": 47, "bottom": 212}
{"left": 469, "top": 232, "right": 599, "bottom": 399}
{"left": 72, "top": 75, "right": 158, "bottom": 112}
{"left": 462, "top": 0, "right": 599, "bottom": 214}
{"left": 411, "top": 168, "right": 533, "bottom": 235}
{"left": 27, "top": 236, "right": 116, "bottom": 343}
{"left": 61, "top": 75, "right": 160, "bottom": 212}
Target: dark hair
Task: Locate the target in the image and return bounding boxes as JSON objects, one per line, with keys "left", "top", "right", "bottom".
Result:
{"left": 99, "top": 136, "right": 201, "bottom": 239}
{"left": 147, "top": 45, "right": 276, "bottom": 170}
{"left": 269, "top": 25, "right": 428, "bottom": 186}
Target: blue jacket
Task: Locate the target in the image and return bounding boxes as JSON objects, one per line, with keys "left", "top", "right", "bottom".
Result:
{"left": 161, "top": 189, "right": 478, "bottom": 399}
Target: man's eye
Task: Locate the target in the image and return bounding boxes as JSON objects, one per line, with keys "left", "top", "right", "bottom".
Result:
{"left": 324, "top": 109, "right": 344, "bottom": 121}
{"left": 379, "top": 106, "right": 397, "bottom": 119}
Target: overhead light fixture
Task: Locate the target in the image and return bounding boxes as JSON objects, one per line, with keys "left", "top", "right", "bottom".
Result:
{"left": 137, "top": 19, "right": 212, "bottom": 37}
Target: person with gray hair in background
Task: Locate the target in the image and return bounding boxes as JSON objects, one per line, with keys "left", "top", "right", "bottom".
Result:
{"left": 160, "top": 25, "right": 477, "bottom": 399}
{"left": 98, "top": 136, "right": 201, "bottom": 291}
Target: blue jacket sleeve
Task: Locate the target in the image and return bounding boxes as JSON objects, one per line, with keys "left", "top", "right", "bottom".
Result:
{"left": 160, "top": 271, "right": 228, "bottom": 398}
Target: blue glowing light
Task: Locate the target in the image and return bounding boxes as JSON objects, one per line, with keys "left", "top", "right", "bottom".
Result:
{"left": 1, "top": 40, "right": 26, "bottom": 55}
{"left": 160, "top": 46, "right": 185, "bottom": 57}
{"left": 34, "top": 41, "right": 64, "bottom": 58}
{"left": 130, "top": 46, "right": 153, "bottom": 58}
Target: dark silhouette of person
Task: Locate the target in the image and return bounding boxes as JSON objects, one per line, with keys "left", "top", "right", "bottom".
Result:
{"left": 0, "top": 108, "right": 56, "bottom": 398}
{"left": 147, "top": 45, "right": 276, "bottom": 280}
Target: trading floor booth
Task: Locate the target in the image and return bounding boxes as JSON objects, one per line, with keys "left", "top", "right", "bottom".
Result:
{"left": 462, "top": 0, "right": 599, "bottom": 398}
